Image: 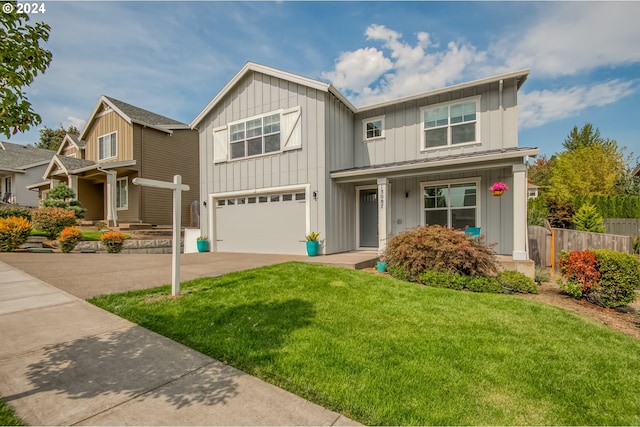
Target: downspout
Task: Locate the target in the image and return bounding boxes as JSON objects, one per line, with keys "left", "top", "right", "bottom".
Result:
{"left": 499, "top": 79, "right": 504, "bottom": 147}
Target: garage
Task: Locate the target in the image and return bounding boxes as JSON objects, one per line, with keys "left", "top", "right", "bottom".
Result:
{"left": 214, "top": 190, "right": 307, "bottom": 255}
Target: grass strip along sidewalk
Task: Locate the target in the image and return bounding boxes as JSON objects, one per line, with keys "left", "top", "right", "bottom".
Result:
{"left": 90, "top": 262, "right": 640, "bottom": 426}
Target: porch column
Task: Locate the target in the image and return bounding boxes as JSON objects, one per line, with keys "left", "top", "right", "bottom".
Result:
{"left": 67, "top": 175, "right": 78, "bottom": 199}
{"left": 104, "top": 170, "right": 118, "bottom": 227}
{"left": 377, "top": 177, "right": 389, "bottom": 253}
{"left": 512, "top": 164, "right": 528, "bottom": 260}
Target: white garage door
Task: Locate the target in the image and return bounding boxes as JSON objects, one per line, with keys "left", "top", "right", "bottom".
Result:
{"left": 215, "top": 191, "right": 307, "bottom": 255}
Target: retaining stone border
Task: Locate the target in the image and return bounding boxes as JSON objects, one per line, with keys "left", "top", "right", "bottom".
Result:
{"left": 75, "top": 239, "right": 183, "bottom": 254}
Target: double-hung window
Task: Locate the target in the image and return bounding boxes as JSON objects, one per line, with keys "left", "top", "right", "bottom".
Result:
{"left": 422, "top": 99, "right": 478, "bottom": 149}
{"left": 98, "top": 132, "right": 117, "bottom": 160}
{"left": 116, "top": 177, "right": 128, "bottom": 209}
{"left": 422, "top": 180, "right": 479, "bottom": 229}
{"left": 363, "top": 116, "right": 384, "bottom": 141}
{"left": 229, "top": 112, "right": 281, "bottom": 160}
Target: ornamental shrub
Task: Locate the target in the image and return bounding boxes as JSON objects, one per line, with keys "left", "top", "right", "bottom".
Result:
{"left": 497, "top": 270, "right": 538, "bottom": 294}
{"left": 31, "top": 207, "right": 77, "bottom": 237}
{"left": 383, "top": 225, "right": 499, "bottom": 282}
{"left": 57, "top": 226, "right": 81, "bottom": 253}
{"left": 573, "top": 203, "right": 605, "bottom": 233}
{"left": 464, "top": 275, "right": 503, "bottom": 293}
{"left": 557, "top": 250, "right": 600, "bottom": 298}
{"left": 0, "top": 206, "right": 32, "bottom": 221}
{"left": 0, "top": 216, "right": 32, "bottom": 252}
{"left": 418, "top": 269, "right": 502, "bottom": 293}
{"left": 591, "top": 249, "right": 640, "bottom": 308}
{"left": 41, "top": 183, "right": 86, "bottom": 219}
{"left": 100, "top": 231, "right": 126, "bottom": 253}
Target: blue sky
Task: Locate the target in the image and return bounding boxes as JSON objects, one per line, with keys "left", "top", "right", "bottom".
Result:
{"left": 10, "top": 1, "right": 640, "bottom": 164}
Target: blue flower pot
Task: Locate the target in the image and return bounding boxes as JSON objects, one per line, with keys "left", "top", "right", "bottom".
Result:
{"left": 306, "top": 240, "right": 319, "bottom": 257}
{"left": 197, "top": 240, "right": 208, "bottom": 252}
{"left": 377, "top": 261, "right": 387, "bottom": 272}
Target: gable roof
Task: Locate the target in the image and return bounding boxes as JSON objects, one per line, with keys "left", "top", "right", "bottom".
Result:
{"left": 632, "top": 164, "right": 640, "bottom": 177}
{"left": 56, "top": 133, "right": 86, "bottom": 155}
{"left": 43, "top": 155, "right": 97, "bottom": 179}
{"left": 80, "top": 95, "right": 189, "bottom": 140}
{"left": 0, "top": 141, "right": 55, "bottom": 172}
{"left": 190, "top": 61, "right": 530, "bottom": 128}
{"left": 190, "top": 62, "right": 356, "bottom": 128}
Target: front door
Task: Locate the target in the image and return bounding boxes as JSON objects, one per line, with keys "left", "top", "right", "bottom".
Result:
{"left": 359, "top": 189, "right": 378, "bottom": 247}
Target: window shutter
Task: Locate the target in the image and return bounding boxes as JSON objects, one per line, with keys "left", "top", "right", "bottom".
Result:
{"left": 281, "top": 106, "right": 301, "bottom": 151}
{"left": 213, "top": 126, "right": 228, "bottom": 163}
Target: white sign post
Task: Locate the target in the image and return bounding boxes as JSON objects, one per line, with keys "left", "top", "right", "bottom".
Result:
{"left": 132, "top": 175, "right": 190, "bottom": 296}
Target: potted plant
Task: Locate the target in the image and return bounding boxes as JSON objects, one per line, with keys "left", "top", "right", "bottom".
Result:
{"left": 197, "top": 236, "right": 209, "bottom": 252}
{"left": 376, "top": 253, "right": 388, "bottom": 273}
{"left": 305, "top": 231, "right": 320, "bottom": 257}
{"left": 489, "top": 181, "right": 509, "bottom": 196}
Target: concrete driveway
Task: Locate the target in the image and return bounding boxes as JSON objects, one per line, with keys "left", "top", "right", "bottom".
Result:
{"left": 0, "top": 252, "right": 307, "bottom": 299}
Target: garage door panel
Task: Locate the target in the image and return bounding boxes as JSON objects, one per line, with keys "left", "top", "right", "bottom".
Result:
{"left": 216, "top": 198, "right": 306, "bottom": 255}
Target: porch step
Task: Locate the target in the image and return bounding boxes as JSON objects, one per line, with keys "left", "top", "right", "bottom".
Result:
{"left": 19, "top": 236, "right": 47, "bottom": 249}
{"left": 118, "top": 223, "right": 153, "bottom": 230}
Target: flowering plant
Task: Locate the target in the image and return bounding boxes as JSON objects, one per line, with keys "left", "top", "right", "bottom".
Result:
{"left": 197, "top": 235, "right": 208, "bottom": 240}
{"left": 57, "top": 226, "right": 81, "bottom": 253}
{"left": 489, "top": 182, "right": 509, "bottom": 192}
{"left": 100, "top": 230, "right": 126, "bottom": 253}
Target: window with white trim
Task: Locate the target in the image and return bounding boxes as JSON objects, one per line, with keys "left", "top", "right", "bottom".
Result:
{"left": 98, "top": 132, "right": 117, "bottom": 160}
{"left": 422, "top": 180, "right": 478, "bottom": 229}
{"left": 229, "top": 112, "right": 281, "bottom": 160}
{"left": 422, "top": 99, "right": 478, "bottom": 149}
{"left": 116, "top": 177, "right": 128, "bottom": 209}
{"left": 363, "top": 116, "right": 384, "bottom": 141}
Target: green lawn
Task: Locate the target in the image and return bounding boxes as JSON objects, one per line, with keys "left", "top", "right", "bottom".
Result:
{"left": 0, "top": 400, "right": 25, "bottom": 426}
{"left": 89, "top": 262, "right": 640, "bottom": 425}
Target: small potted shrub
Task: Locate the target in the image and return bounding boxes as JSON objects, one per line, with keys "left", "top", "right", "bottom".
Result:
{"left": 197, "top": 236, "right": 209, "bottom": 252}
{"left": 57, "top": 226, "right": 81, "bottom": 253}
{"left": 377, "top": 253, "right": 387, "bottom": 272}
{"left": 100, "top": 230, "right": 126, "bottom": 253}
{"left": 305, "top": 231, "right": 320, "bottom": 257}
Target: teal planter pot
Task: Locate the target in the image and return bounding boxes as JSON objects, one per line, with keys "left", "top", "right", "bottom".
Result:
{"left": 306, "top": 240, "right": 319, "bottom": 257}
{"left": 377, "top": 261, "right": 387, "bottom": 272}
{"left": 197, "top": 240, "right": 208, "bottom": 252}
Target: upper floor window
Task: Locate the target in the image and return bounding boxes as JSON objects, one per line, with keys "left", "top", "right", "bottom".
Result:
{"left": 229, "top": 113, "right": 280, "bottom": 160}
{"left": 98, "top": 132, "right": 117, "bottom": 160}
{"left": 422, "top": 99, "right": 478, "bottom": 150}
{"left": 363, "top": 116, "right": 384, "bottom": 141}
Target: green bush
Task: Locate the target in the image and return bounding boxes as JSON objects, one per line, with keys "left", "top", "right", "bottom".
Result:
{"left": 0, "top": 206, "right": 32, "bottom": 221}
{"left": 384, "top": 225, "right": 499, "bottom": 282}
{"left": 573, "top": 203, "right": 605, "bottom": 233}
{"left": 591, "top": 250, "right": 640, "bottom": 308}
{"left": 419, "top": 269, "right": 465, "bottom": 290}
{"left": 41, "top": 183, "right": 86, "bottom": 219}
{"left": 31, "top": 207, "right": 77, "bottom": 237}
{"left": 498, "top": 270, "right": 538, "bottom": 294}
{"left": 527, "top": 196, "right": 548, "bottom": 226}
{"left": 418, "top": 270, "right": 502, "bottom": 293}
{"left": 633, "top": 237, "right": 640, "bottom": 255}
{"left": 0, "top": 216, "right": 32, "bottom": 252}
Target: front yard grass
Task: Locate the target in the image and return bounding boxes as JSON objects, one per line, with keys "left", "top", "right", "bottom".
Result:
{"left": 89, "top": 262, "right": 640, "bottom": 426}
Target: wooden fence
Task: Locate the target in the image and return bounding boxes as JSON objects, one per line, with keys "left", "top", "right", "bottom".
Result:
{"left": 528, "top": 226, "right": 633, "bottom": 269}
{"left": 603, "top": 218, "right": 640, "bottom": 237}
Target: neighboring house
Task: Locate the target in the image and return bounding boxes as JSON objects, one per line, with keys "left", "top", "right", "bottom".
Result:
{"left": 0, "top": 141, "right": 55, "bottom": 207}
{"left": 527, "top": 182, "right": 539, "bottom": 199}
{"left": 30, "top": 96, "right": 199, "bottom": 226}
{"left": 191, "top": 62, "right": 539, "bottom": 259}
{"left": 632, "top": 164, "right": 640, "bottom": 177}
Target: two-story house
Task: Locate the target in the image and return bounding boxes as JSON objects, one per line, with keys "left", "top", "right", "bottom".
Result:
{"left": 30, "top": 96, "right": 199, "bottom": 226}
{"left": 0, "top": 141, "right": 55, "bottom": 207}
{"left": 191, "top": 62, "right": 538, "bottom": 261}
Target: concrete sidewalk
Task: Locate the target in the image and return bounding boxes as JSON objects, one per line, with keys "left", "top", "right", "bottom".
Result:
{"left": 0, "top": 260, "right": 361, "bottom": 426}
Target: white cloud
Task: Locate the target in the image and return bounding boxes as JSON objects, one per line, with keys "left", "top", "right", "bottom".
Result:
{"left": 323, "top": 24, "right": 481, "bottom": 106}
{"left": 519, "top": 80, "right": 637, "bottom": 129}
{"left": 491, "top": 2, "right": 640, "bottom": 77}
{"left": 63, "top": 116, "right": 86, "bottom": 132}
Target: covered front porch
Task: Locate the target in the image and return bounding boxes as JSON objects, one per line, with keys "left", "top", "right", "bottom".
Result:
{"left": 330, "top": 148, "right": 536, "bottom": 264}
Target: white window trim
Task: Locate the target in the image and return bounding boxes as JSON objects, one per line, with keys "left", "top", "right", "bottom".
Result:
{"left": 116, "top": 176, "right": 128, "bottom": 210}
{"left": 98, "top": 131, "right": 117, "bottom": 161}
{"left": 420, "top": 96, "right": 481, "bottom": 151}
{"left": 227, "top": 109, "right": 283, "bottom": 162}
{"left": 419, "top": 177, "right": 481, "bottom": 228}
{"left": 362, "top": 115, "right": 385, "bottom": 142}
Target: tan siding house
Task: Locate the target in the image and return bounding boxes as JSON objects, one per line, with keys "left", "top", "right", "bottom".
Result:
{"left": 36, "top": 95, "right": 199, "bottom": 226}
